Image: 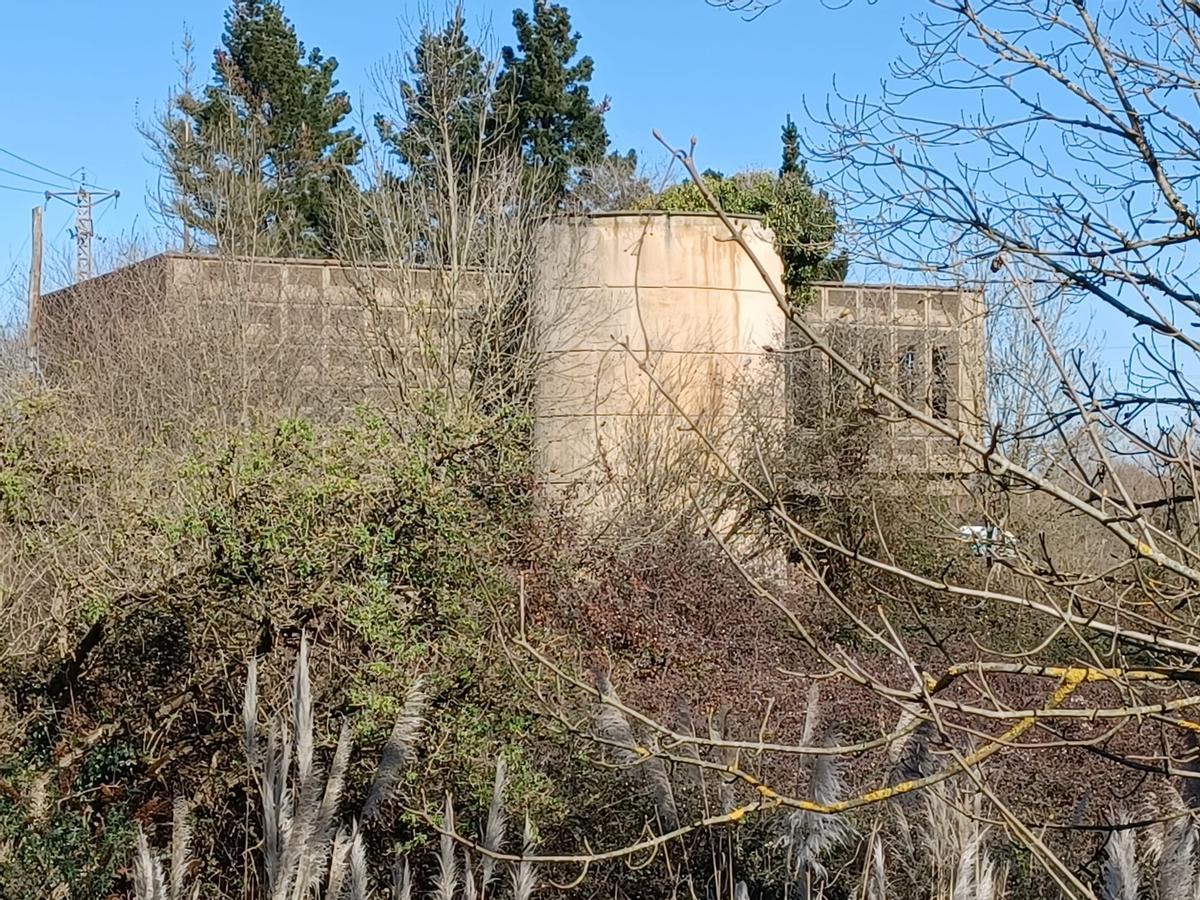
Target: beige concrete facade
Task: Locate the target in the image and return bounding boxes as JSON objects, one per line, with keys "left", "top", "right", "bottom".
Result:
{"left": 38, "top": 254, "right": 481, "bottom": 418}
{"left": 532, "top": 213, "right": 786, "bottom": 497}
{"left": 38, "top": 212, "right": 987, "bottom": 507}
{"left": 792, "top": 283, "right": 987, "bottom": 478}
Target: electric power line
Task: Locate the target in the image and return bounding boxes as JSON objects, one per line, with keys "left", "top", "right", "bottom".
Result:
{"left": 0, "top": 251, "right": 27, "bottom": 292}
{"left": 49, "top": 220, "right": 69, "bottom": 247}
{"left": 0, "top": 144, "right": 79, "bottom": 185}
{"left": 1, "top": 146, "right": 120, "bottom": 286}
{"left": 0, "top": 164, "right": 73, "bottom": 191}
{"left": 0, "top": 145, "right": 114, "bottom": 195}
{"left": 46, "top": 187, "right": 120, "bottom": 281}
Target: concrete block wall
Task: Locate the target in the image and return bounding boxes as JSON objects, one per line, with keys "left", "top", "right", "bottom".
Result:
{"left": 161, "top": 256, "right": 483, "bottom": 412}
{"left": 38, "top": 213, "right": 987, "bottom": 501}
{"left": 794, "top": 282, "right": 987, "bottom": 477}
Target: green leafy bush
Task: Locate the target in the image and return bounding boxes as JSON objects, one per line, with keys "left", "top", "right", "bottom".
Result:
{"left": 636, "top": 170, "right": 847, "bottom": 301}
{"left": 0, "top": 398, "right": 559, "bottom": 897}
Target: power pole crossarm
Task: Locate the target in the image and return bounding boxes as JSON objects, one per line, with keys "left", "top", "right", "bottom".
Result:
{"left": 46, "top": 184, "right": 119, "bottom": 283}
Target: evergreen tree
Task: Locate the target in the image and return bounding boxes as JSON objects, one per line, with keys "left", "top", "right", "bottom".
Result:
{"left": 776, "top": 114, "right": 845, "bottom": 288}
{"left": 780, "top": 114, "right": 803, "bottom": 176}
{"left": 498, "top": 1, "right": 610, "bottom": 196}
{"left": 773, "top": 168, "right": 849, "bottom": 288}
{"left": 162, "top": 0, "right": 362, "bottom": 255}
{"left": 640, "top": 163, "right": 847, "bottom": 300}
{"left": 375, "top": 9, "right": 492, "bottom": 180}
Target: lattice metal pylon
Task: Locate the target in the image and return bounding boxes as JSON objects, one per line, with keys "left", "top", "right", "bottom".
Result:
{"left": 46, "top": 180, "right": 119, "bottom": 283}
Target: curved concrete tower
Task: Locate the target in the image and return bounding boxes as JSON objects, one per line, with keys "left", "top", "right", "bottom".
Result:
{"left": 532, "top": 212, "right": 787, "bottom": 512}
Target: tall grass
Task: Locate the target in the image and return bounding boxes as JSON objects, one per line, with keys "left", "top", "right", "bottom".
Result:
{"left": 132, "top": 635, "right": 535, "bottom": 900}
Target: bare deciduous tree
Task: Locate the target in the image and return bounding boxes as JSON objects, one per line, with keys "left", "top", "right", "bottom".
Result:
{"left": 503, "top": 2, "right": 1200, "bottom": 895}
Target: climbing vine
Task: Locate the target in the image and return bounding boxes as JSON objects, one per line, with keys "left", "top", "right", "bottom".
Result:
{"left": 636, "top": 169, "right": 847, "bottom": 305}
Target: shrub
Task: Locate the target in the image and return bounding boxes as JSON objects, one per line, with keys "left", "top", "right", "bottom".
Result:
{"left": 0, "top": 396, "right": 557, "bottom": 898}
{"left": 128, "top": 634, "right": 540, "bottom": 900}
{"left": 636, "top": 170, "right": 847, "bottom": 300}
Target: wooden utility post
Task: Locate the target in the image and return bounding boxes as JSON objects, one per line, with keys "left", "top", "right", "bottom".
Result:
{"left": 28, "top": 205, "right": 42, "bottom": 363}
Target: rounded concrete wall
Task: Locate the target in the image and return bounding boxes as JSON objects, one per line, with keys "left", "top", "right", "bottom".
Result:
{"left": 532, "top": 212, "right": 786, "bottom": 503}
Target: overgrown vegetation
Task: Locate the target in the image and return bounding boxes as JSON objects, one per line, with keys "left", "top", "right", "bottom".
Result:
{"left": 0, "top": 398, "right": 555, "bottom": 897}
{"left": 16, "top": 0, "right": 1200, "bottom": 897}
{"left": 127, "top": 631, "right": 540, "bottom": 900}
{"left": 636, "top": 117, "right": 847, "bottom": 301}
{"left": 158, "top": 0, "right": 364, "bottom": 256}
{"left": 156, "top": 0, "right": 635, "bottom": 258}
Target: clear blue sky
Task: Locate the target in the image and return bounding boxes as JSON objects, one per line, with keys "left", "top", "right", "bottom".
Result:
{"left": 0, "top": 0, "right": 911, "bottom": 307}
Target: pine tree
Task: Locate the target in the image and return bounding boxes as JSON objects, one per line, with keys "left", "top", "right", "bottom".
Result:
{"left": 161, "top": 0, "right": 362, "bottom": 256}
{"left": 498, "top": 1, "right": 610, "bottom": 196}
{"left": 776, "top": 114, "right": 844, "bottom": 288}
{"left": 375, "top": 9, "right": 492, "bottom": 180}
{"left": 780, "top": 114, "right": 803, "bottom": 176}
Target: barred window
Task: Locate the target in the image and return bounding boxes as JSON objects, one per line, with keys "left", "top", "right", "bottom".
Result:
{"left": 931, "top": 344, "right": 950, "bottom": 419}
{"left": 898, "top": 342, "right": 920, "bottom": 404}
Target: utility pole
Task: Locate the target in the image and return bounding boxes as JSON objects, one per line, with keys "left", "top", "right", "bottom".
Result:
{"left": 46, "top": 180, "right": 120, "bottom": 283}
{"left": 27, "top": 206, "right": 42, "bottom": 369}
{"left": 75, "top": 186, "right": 94, "bottom": 280}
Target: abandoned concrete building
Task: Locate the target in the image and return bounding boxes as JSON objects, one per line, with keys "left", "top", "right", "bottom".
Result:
{"left": 38, "top": 212, "right": 985, "bottom": 512}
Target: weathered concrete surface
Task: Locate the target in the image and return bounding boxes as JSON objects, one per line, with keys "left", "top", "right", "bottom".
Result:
{"left": 532, "top": 213, "right": 787, "bottom": 504}
{"left": 38, "top": 254, "right": 482, "bottom": 418}
{"left": 794, "top": 282, "right": 987, "bottom": 479}
{"left": 38, "top": 214, "right": 988, "bottom": 508}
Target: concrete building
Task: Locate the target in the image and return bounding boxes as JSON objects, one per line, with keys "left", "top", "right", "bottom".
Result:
{"left": 532, "top": 213, "right": 787, "bottom": 502}
{"left": 788, "top": 281, "right": 986, "bottom": 479}
{"left": 37, "top": 212, "right": 985, "bottom": 510}
{"left": 532, "top": 213, "right": 985, "bottom": 508}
